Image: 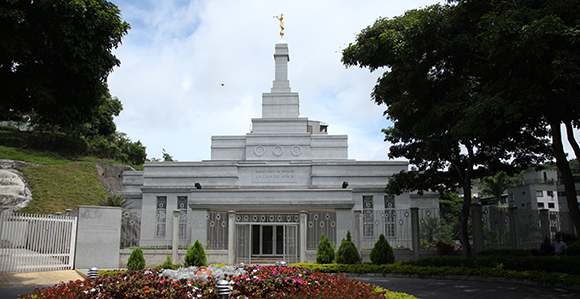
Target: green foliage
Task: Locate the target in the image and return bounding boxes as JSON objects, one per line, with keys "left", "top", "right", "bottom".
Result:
{"left": 98, "top": 195, "right": 131, "bottom": 210}
{"left": 162, "top": 149, "right": 174, "bottom": 162}
{"left": 294, "top": 261, "right": 580, "bottom": 286}
{"left": 420, "top": 216, "right": 451, "bottom": 244}
{"left": 161, "top": 255, "right": 174, "bottom": 270}
{"left": 184, "top": 240, "right": 207, "bottom": 267}
{"left": 570, "top": 159, "right": 580, "bottom": 176}
{"left": 87, "top": 132, "right": 147, "bottom": 166}
{"left": 316, "top": 233, "right": 335, "bottom": 264}
{"left": 479, "top": 171, "right": 513, "bottom": 205}
{"left": 439, "top": 191, "right": 462, "bottom": 240}
{"left": 1, "top": 125, "right": 146, "bottom": 167}
{"left": 370, "top": 234, "right": 395, "bottom": 265}
{"left": 336, "top": 231, "right": 361, "bottom": 264}
{"left": 127, "top": 248, "right": 145, "bottom": 270}
{"left": 0, "top": 0, "right": 130, "bottom": 133}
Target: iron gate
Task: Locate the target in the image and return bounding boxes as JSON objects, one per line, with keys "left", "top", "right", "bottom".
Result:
{"left": 0, "top": 211, "right": 77, "bottom": 273}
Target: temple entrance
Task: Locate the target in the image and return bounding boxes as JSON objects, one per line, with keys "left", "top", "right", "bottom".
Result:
{"left": 235, "top": 213, "right": 299, "bottom": 264}
{"left": 251, "top": 225, "right": 284, "bottom": 256}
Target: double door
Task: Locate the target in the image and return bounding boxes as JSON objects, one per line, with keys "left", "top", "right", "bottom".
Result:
{"left": 252, "top": 225, "right": 284, "bottom": 256}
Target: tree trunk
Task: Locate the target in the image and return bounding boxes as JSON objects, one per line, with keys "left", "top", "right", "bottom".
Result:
{"left": 551, "top": 121, "right": 580, "bottom": 242}
{"left": 460, "top": 182, "right": 473, "bottom": 257}
{"left": 456, "top": 142, "right": 475, "bottom": 257}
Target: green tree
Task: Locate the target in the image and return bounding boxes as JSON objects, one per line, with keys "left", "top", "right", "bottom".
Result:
{"left": 570, "top": 159, "right": 579, "bottom": 176}
{"left": 162, "top": 149, "right": 174, "bottom": 162}
{"left": 335, "top": 231, "right": 361, "bottom": 264}
{"left": 184, "top": 240, "right": 206, "bottom": 267}
{"left": 342, "top": 2, "right": 550, "bottom": 256}
{"left": 439, "top": 191, "right": 463, "bottom": 240}
{"left": 127, "top": 247, "right": 145, "bottom": 270}
{"left": 479, "top": 171, "right": 513, "bottom": 206}
{"left": 0, "top": 0, "right": 130, "bottom": 133}
{"left": 370, "top": 234, "right": 395, "bottom": 265}
{"left": 464, "top": 0, "right": 580, "bottom": 240}
{"left": 316, "top": 233, "right": 335, "bottom": 264}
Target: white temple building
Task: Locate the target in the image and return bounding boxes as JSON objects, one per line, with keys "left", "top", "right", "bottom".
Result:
{"left": 121, "top": 39, "right": 438, "bottom": 264}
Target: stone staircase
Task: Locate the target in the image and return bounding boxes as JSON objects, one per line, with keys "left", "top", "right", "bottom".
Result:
{"left": 248, "top": 257, "right": 283, "bottom": 265}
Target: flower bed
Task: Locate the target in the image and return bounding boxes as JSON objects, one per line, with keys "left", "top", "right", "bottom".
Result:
{"left": 20, "top": 266, "right": 415, "bottom": 298}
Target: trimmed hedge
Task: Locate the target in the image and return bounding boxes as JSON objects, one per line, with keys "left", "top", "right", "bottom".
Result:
{"left": 292, "top": 262, "right": 580, "bottom": 286}
{"left": 403, "top": 255, "right": 580, "bottom": 275}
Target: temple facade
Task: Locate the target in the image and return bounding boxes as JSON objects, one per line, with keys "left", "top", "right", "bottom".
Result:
{"left": 121, "top": 40, "right": 438, "bottom": 264}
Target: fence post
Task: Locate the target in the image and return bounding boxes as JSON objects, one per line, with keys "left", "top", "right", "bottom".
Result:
{"left": 228, "top": 210, "right": 235, "bottom": 265}
{"left": 410, "top": 207, "right": 419, "bottom": 260}
{"left": 172, "top": 209, "right": 180, "bottom": 264}
{"left": 353, "top": 210, "right": 362, "bottom": 252}
{"left": 299, "top": 211, "right": 308, "bottom": 263}
{"left": 508, "top": 206, "right": 520, "bottom": 249}
{"left": 471, "top": 203, "right": 484, "bottom": 255}
{"left": 539, "top": 209, "right": 550, "bottom": 239}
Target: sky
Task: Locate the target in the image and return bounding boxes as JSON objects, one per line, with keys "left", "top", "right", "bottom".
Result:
{"left": 106, "top": 0, "right": 579, "bottom": 162}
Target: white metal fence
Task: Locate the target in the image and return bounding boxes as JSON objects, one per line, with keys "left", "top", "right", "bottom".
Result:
{"left": 0, "top": 211, "right": 77, "bottom": 273}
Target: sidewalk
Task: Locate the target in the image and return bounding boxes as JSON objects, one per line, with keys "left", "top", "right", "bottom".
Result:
{"left": 0, "top": 270, "right": 85, "bottom": 288}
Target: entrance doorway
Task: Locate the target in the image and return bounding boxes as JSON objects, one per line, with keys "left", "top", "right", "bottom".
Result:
{"left": 251, "top": 225, "right": 284, "bottom": 256}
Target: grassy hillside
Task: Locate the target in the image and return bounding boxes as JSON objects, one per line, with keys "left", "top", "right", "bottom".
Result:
{"left": 18, "top": 162, "right": 109, "bottom": 214}
{"left": 0, "top": 145, "right": 118, "bottom": 214}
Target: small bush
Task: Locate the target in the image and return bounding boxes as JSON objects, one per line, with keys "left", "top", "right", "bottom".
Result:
{"left": 336, "top": 231, "right": 361, "bottom": 264}
{"left": 127, "top": 247, "right": 145, "bottom": 270}
{"left": 162, "top": 255, "right": 173, "bottom": 269}
{"left": 435, "top": 242, "right": 456, "bottom": 256}
{"left": 184, "top": 240, "right": 207, "bottom": 267}
{"left": 370, "top": 234, "right": 395, "bottom": 265}
{"left": 316, "top": 233, "right": 335, "bottom": 264}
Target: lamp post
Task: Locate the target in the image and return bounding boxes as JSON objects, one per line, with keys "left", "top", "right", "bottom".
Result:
{"left": 217, "top": 280, "right": 230, "bottom": 298}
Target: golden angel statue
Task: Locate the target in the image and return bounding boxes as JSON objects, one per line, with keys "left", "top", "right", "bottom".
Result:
{"left": 274, "top": 14, "right": 284, "bottom": 36}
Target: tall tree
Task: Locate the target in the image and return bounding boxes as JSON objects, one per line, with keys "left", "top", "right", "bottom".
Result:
{"left": 0, "top": 0, "right": 130, "bottom": 133}
{"left": 342, "top": 2, "right": 550, "bottom": 255}
{"left": 474, "top": 0, "right": 580, "bottom": 239}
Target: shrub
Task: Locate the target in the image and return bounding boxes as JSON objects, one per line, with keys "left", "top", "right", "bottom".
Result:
{"left": 127, "top": 247, "right": 145, "bottom": 270}
{"left": 162, "top": 255, "right": 174, "bottom": 269}
{"left": 316, "top": 233, "right": 335, "bottom": 264}
{"left": 184, "top": 240, "right": 207, "bottom": 267}
{"left": 435, "top": 242, "right": 456, "bottom": 256}
{"left": 336, "top": 231, "right": 361, "bottom": 264}
{"left": 370, "top": 234, "right": 395, "bottom": 265}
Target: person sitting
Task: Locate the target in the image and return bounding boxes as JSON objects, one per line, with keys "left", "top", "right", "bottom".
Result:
{"left": 539, "top": 236, "right": 553, "bottom": 256}
{"left": 551, "top": 234, "right": 567, "bottom": 256}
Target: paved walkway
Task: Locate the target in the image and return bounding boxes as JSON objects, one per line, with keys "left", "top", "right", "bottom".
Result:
{"left": 0, "top": 270, "right": 85, "bottom": 299}
{"left": 354, "top": 274, "right": 580, "bottom": 299}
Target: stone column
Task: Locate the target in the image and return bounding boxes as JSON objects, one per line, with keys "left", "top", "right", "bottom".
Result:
{"left": 539, "top": 209, "right": 550, "bottom": 239}
{"left": 228, "top": 210, "right": 236, "bottom": 265}
{"left": 353, "top": 210, "right": 362, "bottom": 250}
{"left": 299, "top": 210, "right": 307, "bottom": 263}
{"left": 410, "top": 207, "right": 420, "bottom": 260}
{"left": 471, "top": 203, "right": 484, "bottom": 255}
{"left": 508, "top": 206, "right": 520, "bottom": 249}
{"left": 172, "top": 209, "right": 180, "bottom": 264}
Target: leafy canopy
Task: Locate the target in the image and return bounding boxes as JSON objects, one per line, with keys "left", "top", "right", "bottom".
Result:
{"left": 0, "top": 0, "right": 130, "bottom": 133}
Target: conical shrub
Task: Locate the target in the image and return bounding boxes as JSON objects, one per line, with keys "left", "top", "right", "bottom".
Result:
{"left": 335, "top": 231, "right": 361, "bottom": 264}
{"left": 316, "top": 233, "right": 335, "bottom": 264}
{"left": 184, "top": 240, "right": 207, "bottom": 267}
{"left": 127, "top": 247, "right": 146, "bottom": 270}
{"left": 370, "top": 234, "right": 395, "bottom": 265}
